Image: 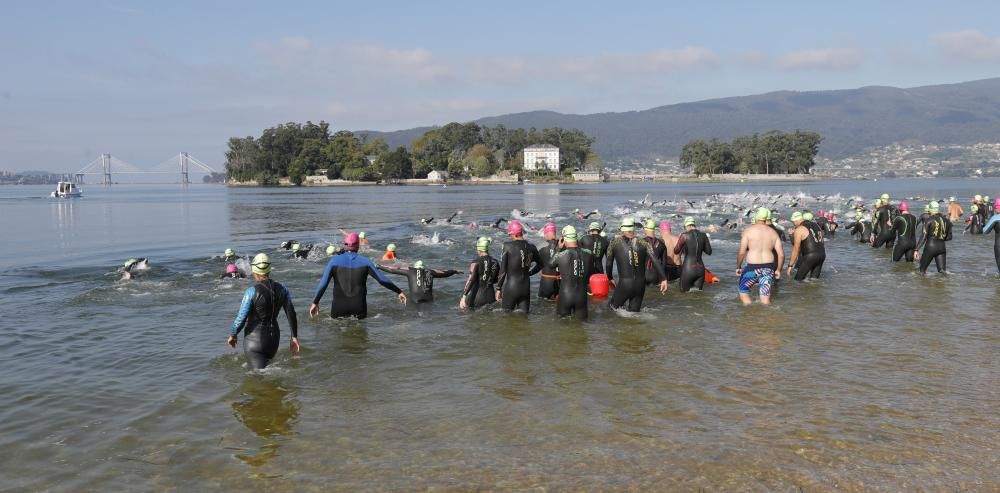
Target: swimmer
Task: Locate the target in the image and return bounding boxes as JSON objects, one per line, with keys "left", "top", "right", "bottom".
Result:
{"left": 227, "top": 253, "right": 299, "bottom": 370}
{"left": 326, "top": 244, "right": 344, "bottom": 257}
{"left": 221, "top": 263, "right": 246, "bottom": 279}
{"left": 309, "top": 233, "right": 407, "bottom": 319}
{"left": 606, "top": 218, "right": 668, "bottom": 312}
{"left": 915, "top": 201, "right": 952, "bottom": 274}
{"left": 120, "top": 258, "right": 149, "bottom": 281}
{"left": 673, "top": 216, "right": 713, "bottom": 292}
{"left": 496, "top": 221, "right": 542, "bottom": 312}
{"left": 537, "top": 222, "right": 561, "bottom": 300}
{"left": 890, "top": 201, "right": 917, "bottom": 262}
{"left": 642, "top": 219, "right": 668, "bottom": 286}
{"left": 279, "top": 240, "right": 299, "bottom": 250}
{"left": 382, "top": 243, "right": 397, "bottom": 261}
{"left": 983, "top": 198, "right": 1000, "bottom": 274}
{"left": 547, "top": 225, "right": 589, "bottom": 320}
{"left": 787, "top": 211, "right": 826, "bottom": 281}
{"left": 420, "top": 217, "right": 434, "bottom": 224}
{"left": 965, "top": 205, "right": 984, "bottom": 235}
{"left": 460, "top": 237, "right": 501, "bottom": 310}
{"left": 444, "top": 210, "right": 462, "bottom": 223}
{"left": 736, "top": 208, "right": 784, "bottom": 305}
{"left": 845, "top": 211, "right": 872, "bottom": 243}
{"left": 578, "top": 221, "right": 610, "bottom": 283}
{"left": 491, "top": 218, "right": 508, "bottom": 229}
{"left": 377, "top": 260, "right": 460, "bottom": 303}
{"left": 290, "top": 242, "right": 312, "bottom": 259}
{"left": 658, "top": 221, "right": 682, "bottom": 282}
{"left": 871, "top": 194, "right": 895, "bottom": 248}
{"left": 824, "top": 211, "right": 838, "bottom": 236}
{"left": 338, "top": 229, "right": 369, "bottom": 248}
{"left": 223, "top": 248, "right": 238, "bottom": 263}
{"left": 947, "top": 197, "right": 963, "bottom": 223}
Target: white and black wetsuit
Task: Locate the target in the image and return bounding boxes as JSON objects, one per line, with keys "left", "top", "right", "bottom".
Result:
{"left": 548, "top": 247, "right": 588, "bottom": 320}
{"left": 673, "top": 229, "right": 712, "bottom": 292}
{"left": 312, "top": 251, "right": 402, "bottom": 319}
{"left": 378, "top": 265, "right": 459, "bottom": 303}
{"left": 230, "top": 279, "right": 298, "bottom": 370}
{"left": 793, "top": 221, "right": 826, "bottom": 281}
{"left": 497, "top": 239, "right": 542, "bottom": 312}
{"left": 916, "top": 214, "right": 952, "bottom": 274}
{"left": 537, "top": 239, "right": 561, "bottom": 300}
{"left": 890, "top": 212, "right": 917, "bottom": 262}
{"left": 606, "top": 236, "right": 667, "bottom": 312}
{"left": 462, "top": 254, "right": 500, "bottom": 309}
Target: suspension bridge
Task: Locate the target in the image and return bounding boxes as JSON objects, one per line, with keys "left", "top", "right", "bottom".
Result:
{"left": 74, "top": 153, "right": 219, "bottom": 185}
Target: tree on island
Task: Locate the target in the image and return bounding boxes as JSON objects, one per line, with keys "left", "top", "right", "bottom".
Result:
{"left": 681, "top": 130, "right": 821, "bottom": 175}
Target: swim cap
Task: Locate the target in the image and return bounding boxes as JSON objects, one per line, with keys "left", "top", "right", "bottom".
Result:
{"left": 880, "top": 193, "right": 889, "bottom": 201}
{"left": 562, "top": 225, "right": 578, "bottom": 241}
{"left": 507, "top": 220, "right": 523, "bottom": 236}
{"left": 974, "top": 195, "right": 982, "bottom": 202}
{"left": 344, "top": 232, "right": 360, "bottom": 249}
{"left": 659, "top": 220, "right": 671, "bottom": 232}
{"left": 826, "top": 211, "right": 834, "bottom": 220}
{"left": 226, "top": 263, "right": 238, "bottom": 274}
{"left": 588, "top": 221, "right": 601, "bottom": 231}
{"left": 971, "top": 204, "right": 979, "bottom": 213}
{"left": 929, "top": 201, "right": 940, "bottom": 212}
{"left": 683, "top": 216, "right": 696, "bottom": 227}
{"left": 124, "top": 258, "right": 137, "bottom": 268}
{"left": 855, "top": 211, "right": 863, "bottom": 220}
{"left": 280, "top": 241, "right": 289, "bottom": 249}
{"left": 359, "top": 232, "right": 366, "bottom": 239}
{"left": 790, "top": 211, "right": 803, "bottom": 222}
{"left": 543, "top": 222, "right": 557, "bottom": 234}
{"left": 818, "top": 209, "right": 826, "bottom": 217}
{"left": 413, "top": 260, "right": 424, "bottom": 270}
{"left": 291, "top": 242, "right": 300, "bottom": 251}
{"left": 387, "top": 243, "right": 396, "bottom": 252}
{"left": 949, "top": 196, "right": 956, "bottom": 202}
{"left": 600, "top": 231, "right": 607, "bottom": 237}
{"left": 643, "top": 219, "right": 656, "bottom": 231}
{"left": 326, "top": 245, "right": 337, "bottom": 256}
{"left": 620, "top": 218, "right": 636, "bottom": 232}
{"left": 476, "top": 236, "right": 492, "bottom": 252}
{"left": 899, "top": 201, "right": 909, "bottom": 212}
{"left": 224, "top": 248, "right": 235, "bottom": 257}
{"left": 803, "top": 212, "right": 815, "bottom": 221}
{"left": 754, "top": 207, "right": 770, "bottom": 222}
{"left": 995, "top": 198, "right": 1000, "bottom": 209}
{"left": 251, "top": 253, "right": 271, "bottom": 275}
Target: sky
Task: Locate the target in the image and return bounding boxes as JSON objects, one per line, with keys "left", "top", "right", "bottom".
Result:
{"left": 3, "top": 0, "right": 1000, "bottom": 172}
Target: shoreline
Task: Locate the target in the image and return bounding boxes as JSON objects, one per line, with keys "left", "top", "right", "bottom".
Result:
{"left": 226, "top": 173, "right": 847, "bottom": 187}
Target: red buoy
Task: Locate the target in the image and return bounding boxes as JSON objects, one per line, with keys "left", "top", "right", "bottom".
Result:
{"left": 589, "top": 273, "right": 609, "bottom": 297}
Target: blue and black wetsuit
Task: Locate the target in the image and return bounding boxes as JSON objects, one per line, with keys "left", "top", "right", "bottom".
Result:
{"left": 537, "top": 239, "right": 560, "bottom": 300}
{"left": 890, "top": 212, "right": 917, "bottom": 262}
{"left": 606, "top": 236, "right": 667, "bottom": 312}
{"left": 497, "top": 239, "right": 542, "bottom": 312}
{"left": 312, "top": 251, "right": 402, "bottom": 319}
{"left": 548, "top": 246, "right": 588, "bottom": 320}
{"left": 462, "top": 254, "right": 500, "bottom": 309}
{"left": 916, "top": 214, "right": 952, "bottom": 274}
{"left": 378, "top": 265, "right": 459, "bottom": 303}
{"left": 230, "top": 279, "right": 298, "bottom": 370}
{"left": 673, "top": 229, "right": 712, "bottom": 292}
{"left": 984, "top": 213, "right": 1000, "bottom": 273}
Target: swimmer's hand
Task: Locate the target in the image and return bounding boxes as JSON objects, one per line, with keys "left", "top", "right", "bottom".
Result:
{"left": 914, "top": 251, "right": 921, "bottom": 260}
{"left": 290, "top": 337, "right": 300, "bottom": 353}
{"left": 658, "top": 280, "right": 668, "bottom": 294}
{"left": 227, "top": 335, "right": 237, "bottom": 348}
{"left": 775, "top": 270, "right": 782, "bottom": 280}
{"left": 398, "top": 293, "right": 408, "bottom": 305}
{"left": 608, "top": 279, "right": 616, "bottom": 288}
{"left": 459, "top": 297, "right": 467, "bottom": 310}
{"left": 735, "top": 268, "right": 742, "bottom": 276}
{"left": 495, "top": 289, "right": 502, "bottom": 300}
{"left": 309, "top": 303, "right": 319, "bottom": 317}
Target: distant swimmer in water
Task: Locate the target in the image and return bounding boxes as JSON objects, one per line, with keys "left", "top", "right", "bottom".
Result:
{"left": 890, "top": 202, "right": 917, "bottom": 263}
{"left": 606, "top": 218, "right": 668, "bottom": 312}
{"left": 915, "top": 201, "right": 952, "bottom": 274}
{"left": 546, "top": 225, "right": 589, "bottom": 320}
{"left": 445, "top": 210, "right": 462, "bottom": 223}
{"left": 824, "top": 211, "right": 838, "bottom": 236}
{"left": 496, "top": 221, "right": 542, "bottom": 313}
{"left": 983, "top": 198, "right": 1000, "bottom": 274}
{"left": 326, "top": 244, "right": 344, "bottom": 257}
{"left": 338, "top": 229, "right": 369, "bottom": 248}
{"left": 460, "top": 237, "right": 501, "bottom": 310}
{"left": 674, "top": 216, "right": 713, "bottom": 292}
{"left": 120, "top": 258, "right": 149, "bottom": 281}
{"left": 575, "top": 209, "right": 600, "bottom": 220}
{"left": 309, "top": 233, "right": 406, "bottom": 319}
{"left": 420, "top": 217, "right": 434, "bottom": 224}
{"left": 787, "top": 211, "right": 826, "bottom": 281}
{"left": 290, "top": 242, "right": 312, "bottom": 259}
{"left": 537, "top": 222, "right": 561, "bottom": 300}
{"left": 658, "top": 221, "right": 682, "bottom": 282}
{"left": 279, "top": 240, "right": 299, "bottom": 250}
{"left": 378, "top": 260, "right": 460, "bottom": 303}
{"left": 227, "top": 253, "right": 299, "bottom": 370}
{"left": 382, "top": 243, "right": 397, "bottom": 261}
{"left": 578, "top": 221, "right": 609, "bottom": 283}
{"left": 491, "top": 218, "right": 508, "bottom": 229}
{"left": 221, "top": 263, "right": 246, "bottom": 279}
{"left": 736, "top": 208, "right": 784, "bottom": 305}
{"left": 642, "top": 219, "right": 668, "bottom": 286}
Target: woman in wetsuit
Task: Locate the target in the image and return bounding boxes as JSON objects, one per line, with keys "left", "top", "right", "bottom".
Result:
{"left": 309, "top": 233, "right": 406, "bottom": 319}
{"left": 461, "top": 237, "right": 501, "bottom": 310}
{"left": 915, "top": 201, "right": 952, "bottom": 274}
{"left": 788, "top": 212, "right": 826, "bottom": 281}
{"left": 673, "top": 216, "right": 712, "bottom": 292}
{"left": 606, "top": 218, "right": 668, "bottom": 312}
{"left": 228, "top": 253, "right": 299, "bottom": 370}
{"left": 965, "top": 205, "right": 984, "bottom": 235}
{"left": 578, "top": 221, "right": 609, "bottom": 282}
{"left": 537, "top": 222, "right": 561, "bottom": 300}
{"left": 983, "top": 199, "right": 1000, "bottom": 274}
{"left": 547, "top": 226, "right": 589, "bottom": 320}
{"left": 890, "top": 201, "right": 917, "bottom": 262}
{"left": 496, "top": 221, "right": 542, "bottom": 312}
{"left": 871, "top": 196, "right": 896, "bottom": 248}
{"left": 378, "top": 261, "right": 460, "bottom": 303}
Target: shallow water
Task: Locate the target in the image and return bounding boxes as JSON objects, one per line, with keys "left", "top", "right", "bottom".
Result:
{"left": 1, "top": 180, "right": 998, "bottom": 491}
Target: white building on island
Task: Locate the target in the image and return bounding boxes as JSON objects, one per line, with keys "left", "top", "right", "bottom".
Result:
{"left": 523, "top": 144, "right": 560, "bottom": 172}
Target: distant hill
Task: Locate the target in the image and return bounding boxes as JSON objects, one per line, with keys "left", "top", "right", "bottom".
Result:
{"left": 365, "top": 78, "right": 1000, "bottom": 160}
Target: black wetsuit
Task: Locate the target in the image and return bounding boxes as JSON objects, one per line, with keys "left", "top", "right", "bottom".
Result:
{"left": 578, "top": 232, "right": 609, "bottom": 281}
{"left": 846, "top": 220, "right": 872, "bottom": 243}
{"left": 793, "top": 221, "right": 826, "bottom": 281}
{"left": 221, "top": 271, "right": 246, "bottom": 279}
{"left": 378, "top": 265, "right": 459, "bottom": 303}
{"left": 916, "top": 214, "right": 952, "bottom": 274}
{"left": 605, "top": 235, "right": 667, "bottom": 312}
{"left": 965, "top": 212, "right": 984, "bottom": 235}
{"left": 537, "top": 239, "right": 561, "bottom": 300}
{"left": 985, "top": 214, "right": 1000, "bottom": 273}
{"left": 872, "top": 206, "right": 896, "bottom": 248}
{"left": 491, "top": 218, "right": 508, "bottom": 229}
{"left": 673, "top": 228, "right": 712, "bottom": 292}
{"left": 462, "top": 254, "right": 500, "bottom": 309}
{"left": 312, "top": 251, "right": 402, "bottom": 319}
{"left": 644, "top": 235, "right": 667, "bottom": 286}
{"left": 890, "top": 212, "right": 917, "bottom": 262}
{"left": 497, "top": 239, "right": 542, "bottom": 312}
{"left": 230, "top": 279, "right": 298, "bottom": 370}
{"left": 292, "top": 244, "right": 313, "bottom": 259}
{"left": 548, "top": 246, "right": 588, "bottom": 320}
{"left": 767, "top": 224, "right": 786, "bottom": 270}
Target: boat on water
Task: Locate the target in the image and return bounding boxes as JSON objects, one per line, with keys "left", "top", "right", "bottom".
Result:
{"left": 51, "top": 181, "right": 82, "bottom": 198}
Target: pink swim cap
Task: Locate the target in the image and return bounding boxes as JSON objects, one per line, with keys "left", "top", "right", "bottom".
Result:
{"left": 818, "top": 209, "right": 825, "bottom": 216}
{"left": 543, "top": 222, "right": 557, "bottom": 234}
{"left": 507, "top": 220, "right": 523, "bottom": 236}
{"left": 826, "top": 211, "right": 834, "bottom": 220}
{"left": 344, "top": 232, "right": 360, "bottom": 249}
{"left": 899, "top": 202, "right": 909, "bottom": 212}
{"left": 226, "top": 263, "right": 238, "bottom": 274}
{"left": 659, "top": 221, "right": 671, "bottom": 232}
{"left": 995, "top": 198, "right": 1000, "bottom": 209}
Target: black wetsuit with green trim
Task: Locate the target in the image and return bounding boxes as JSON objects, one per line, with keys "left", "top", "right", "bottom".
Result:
{"left": 793, "top": 221, "right": 826, "bottom": 281}
{"left": 548, "top": 246, "right": 588, "bottom": 320}
{"left": 846, "top": 219, "right": 872, "bottom": 243}
{"left": 497, "top": 239, "right": 542, "bottom": 312}
{"left": 890, "top": 212, "right": 917, "bottom": 262}
{"left": 916, "top": 214, "right": 952, "bottom": 273}
{"left": 644, "top": 235, "right": 667, "bottom": 286}
{"left": 537, "top": 239, "right": 560, "bottom": 300}
{"left": 673, "top": 228, "right": 712, "bottom": 292}
{"left": 605, "top": 235, "right": 667, "bottom": 312}
{"left": 378, "top": 265, "right": 459, "bottom": 303}
{"left": 462, "top": 254, "right": 500, "bottom": 309}
{"left": 578, "top": 232, "right": 609, "bottom": 281}
{"left": 872, "top": 205, "right": 896, "bottom": 248}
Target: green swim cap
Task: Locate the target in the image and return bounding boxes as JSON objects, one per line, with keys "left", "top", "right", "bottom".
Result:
{"left": 620, "top": 218, "right": 636, "bottom": 232}
{"left": 326, "top": 245, "right": 336, "bottom": 256}
{"left": 476, "top": 236, "right": 492, "bottom": 252}
{"left": 791, "top": 211, "right": 803, "bottom": 222}
{"left": 929, "top": 201, "right": 940, "bottom": 212}
{"left": 358, "top": 232, "right": 366, "bottom": 239}
{"left": 224, "top": 248, "right": 235, "bottom": 257}
{"left": 974, "top": 195, "right": 982, "bottom": 202}
{"left": 683, "top": 216, "right": 696, "bottom": 226}
{"left": 251, "top": 253, "right": 271, "bottom": 275}
{"left": 387, "top": 243, "right": 396, "bottom": 252}
{"left": 562, "top": 225, "right": 578, "bottom": 241}
{"left": 643, "top": 219, "right": 656, "bottom": 231}
{"left": 124, "top": 258, "right": 137, "bottom": 268}
{"left": 880, "top": 193, "right": 890, "bottom": 201}
{"left": 971, "top": 204, "right": 979, "bottom": 213}
{"left": 855, "top": 211, "right": 863, "bottom": 220}
{"left": 588, "top": 221, "right": 601, "bottom": 231}
{"left": 803, "top": 212, "right": 815, "bottom": 221}
{"left": 413, "top": 260, "right": 424, "bottom": 270}
{"left": 291, "top": 242, "right": 300, "bottom": 251}
{"left": 754, "top": 207, "right": 770, "bottom": 222}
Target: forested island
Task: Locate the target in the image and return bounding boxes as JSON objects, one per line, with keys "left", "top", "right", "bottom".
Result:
{"left": 680, "top": 131, "right": 822, "bottom": 176}
{"left": 225, "top": 121, "right": 599, "bottom": 185}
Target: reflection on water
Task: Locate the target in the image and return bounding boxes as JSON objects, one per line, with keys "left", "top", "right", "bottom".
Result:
{"left": 231, "top": 378, "right": 299, "bottom": 467}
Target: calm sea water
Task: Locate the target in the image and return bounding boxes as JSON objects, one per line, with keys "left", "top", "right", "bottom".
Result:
{"left": 1, "top": 180, "right": 998, "bottom": 491}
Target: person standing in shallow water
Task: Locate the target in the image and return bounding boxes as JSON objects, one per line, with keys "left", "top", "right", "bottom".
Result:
{"left": 460, "top": 237, "right": 501, "bottom": 310}
{"left": 547, "top": 225, "right": 589, "bottom": 320}
{"left": 309, "top": 233, "right": 407, "bottom": 319}
{"left": 984, "top": 198, "right": 1000, "bottom": 274}
{"left": 915, "top": 201, "right": 952, "bottom": 274}
{"left": 605, "top": 218, "right": 668, "bottom": 312}
{"left": 673, "top": 216, "right": 712, "bottom": 292}
{"left": 496, "top": 220, "right": 542, "bottom": 313}
{"left": 228, "top": 253, "right": 300, "bottom": 370}
{"left": 736, "top": 208, "right": 784, "bottom": 305}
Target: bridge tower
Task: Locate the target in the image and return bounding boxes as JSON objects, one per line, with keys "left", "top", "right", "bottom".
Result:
{"left": 180, "top": 152, "right": 190, "bottom": 185}
{"left": 102, "top": 153, "right": 112, "bottom": 185}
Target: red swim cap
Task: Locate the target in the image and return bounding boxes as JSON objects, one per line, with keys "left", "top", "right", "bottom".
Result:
{"left": 507, "top": 220, "right": 523, "bottom": 236}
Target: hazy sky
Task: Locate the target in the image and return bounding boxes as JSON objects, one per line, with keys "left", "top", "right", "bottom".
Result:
{"left": 3, "top": 0, "right": 1000, "bottom": 171}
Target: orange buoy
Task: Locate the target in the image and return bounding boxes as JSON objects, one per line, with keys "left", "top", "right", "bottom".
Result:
{"left": 589, "top": 273, "right": 609, "bottom": 297}
{"left": 704, "top": 268, "right": 720, "bottom": 284}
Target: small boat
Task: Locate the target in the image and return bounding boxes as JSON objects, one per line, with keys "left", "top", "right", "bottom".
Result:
{"left": 51, "top": 181, "right": 83, "bottom": 198}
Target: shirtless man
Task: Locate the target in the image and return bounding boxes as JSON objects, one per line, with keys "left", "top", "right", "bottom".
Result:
{"left": 735, "top": 208, "right": 784, "bottom": 305}
{"left": 947, "top": 197, "right": 963, "bottom": 223}
{"left": 659, "top": 221, "right": 682, "bottom": 282}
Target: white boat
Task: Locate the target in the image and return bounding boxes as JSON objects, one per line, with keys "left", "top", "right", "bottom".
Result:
{"left": 51, "top": 181, "right": 83, "bottom": 198}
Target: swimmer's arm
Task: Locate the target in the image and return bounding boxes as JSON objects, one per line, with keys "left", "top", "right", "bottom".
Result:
{"left": 645, "top": 244, "right": 668, "bottom": 280}
{"left": 672, "top": 233, "right": 685, "bottom": 255}
{"left": 282, "top": 285, "right": 298, "bottom": 338}
{"left": 230, "top": 287, "right": 254, "bottom": 336}
{"left": 703, "top": 234, "right": 712, "bottom": 256}
{"left": 788, "top": 230, "right": 803, "bottom": 268}
{"left": 736, "top": 234, "right": 748, "bottom": 272}
{"left": 311, "top": 260, "right": 336, "bottom": 305}
{"left": 431, "top": 269, "right": 460, "bottom": 278}
{"left": 496, "top": 250, "right": 509, "bottom": 290}
{"left": 462, "top": 263, "right": 479, "bottom": 296}
{"left": 605, "top": 237, "right": 618, "bottom": 281}
{"left": 985, "top": 215, "right": 1000, "bottom": 234}
{"left": 367, "top": 261, "right": 403, "bottom": 294}
{"left": 526, "top": 244, "right": 543, "bottom": 276}
{"left": 774, "top": 235, "right": 785, "bottom": 273}
{"left": 944, "top": 221, "right": 953, "bottom": 241}
{"left": 377, "top": 264, "right": 407, "bottom": 276}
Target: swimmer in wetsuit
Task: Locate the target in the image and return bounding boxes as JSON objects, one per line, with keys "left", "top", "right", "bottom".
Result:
{"left": 658, "top": 221, "right": 682, "bottom": 282}
{"left": 120, "top": 257, "right": 149, "bottom": 281}
{"left": 221, "top": 263, "right": 246, "bottom": 279}
{"left": 736, "top": 208, "right": 784, "bottom": 305}
{"left": 915, "top": 201, "right": 952, "bottom": 274}
{"left": 378, "top": 260, "right": 460, "bottom": 303}
{"left": 845, "top": 212, "right": 872, "bottom": 243}
{"left": 460, "top": 237, "right": 501, "bottom": 310}
{"left": 537, "top": 222, "right": 561, "bottom": 300}
{"left": 491, "top": 218, "right": 508, "bottom": 229}
{"left": 546, "top": 225, "right": 589, "bottom": 320}
{"left": 984, "top": 198, "right": 1000, "bottom": 274}
{"left": 871, "top": 194, "right": 896, "bottom": 248}
{"left": 279, "top": 240, "right": 299, "bottom": 250}
{"left": 382, "top": 243, "right": 397, "bottom": 261}
{"left": 223, "top": 248, "right": 238, "bottom": 263}
{"left": 228, "top": 253, "right": 299, "bottom": 370}
{"left": 309, "top": 233, "right": 407, "bottom": 319}
{"left": 673, "top": 216, "right": 713, "bottom": 292}
{"left": 965, "top": 205, "right": 984, "bottom": 235}
{"left": 642, "top": 219, "right": 668, "bottom": 286}
{"left": 890, "top": 201, "right": 917, "bottom": 263}
{"left": 291, "top": 242, "right": 312, "bottom": 259}
{"left": 787, "top": 211, "right": 826, "bottom": 281}
{"left": 496, "top": 221, "right": 542, "bottom": 312}
{"left": 605, "top": 218, "right": 669, "bottom": 312}
{"left": 578, "top": 221, "right": 609, "bottom": 282}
